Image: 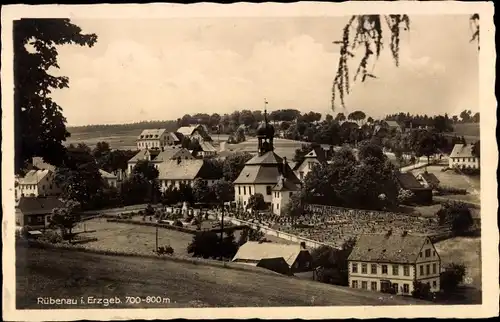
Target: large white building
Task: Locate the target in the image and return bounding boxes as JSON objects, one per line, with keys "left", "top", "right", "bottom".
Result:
{"left": 127, "top": 147, "right": 194, "bottom": 175}
{"left": 233, "top": 111, "right": 301, "bottom": 214}
{"left": 449, "top": 143, "right": 479, "bottom": 169}
{"left": 157, "top": 159, "right": 220, "bottom": 192}
{"left": 15, "top": 169, "right": 61, "bottom": 201}
{"left": 348, "top": 233, "right": 441, "bottom": 296}
{"left": 136, "top": 129, "right": 170, "bottom": 150}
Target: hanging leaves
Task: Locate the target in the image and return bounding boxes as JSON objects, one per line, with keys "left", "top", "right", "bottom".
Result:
{"left": 469, "top": 14, "right": 480, "bottom": 51}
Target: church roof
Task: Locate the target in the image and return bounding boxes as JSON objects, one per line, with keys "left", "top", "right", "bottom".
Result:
{"left": 234, "top": 151, "right": 301, "bottom": 185}
{"left": 272, "top": 176, "right": 300, "bottom": 191}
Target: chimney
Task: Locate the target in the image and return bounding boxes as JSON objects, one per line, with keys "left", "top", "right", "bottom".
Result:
{"left": 300, "top": 241, "right": 306, "bottom": 250}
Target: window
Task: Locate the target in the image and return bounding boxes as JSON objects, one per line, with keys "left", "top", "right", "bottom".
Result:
{"left": 243, "top": 186, "right": 246, "bottom": 195}
{"left": 243, "top": 201, "right": 246, "bottom": 206}
{"left": 393, "top": 283, "right": 399, "bottom": 293}
{"left": 432, "top": 263, "right": 437, "bottom": 274}
{"left": 238, "top": 186, "right": 241, "bottom": 195}
{"left": 433, "top": 251, "right": 436, "bottom": 256}
{"left": 403, "top": 265, "right": 410, "bottom": 276}
{"left": 392, "top": 265, "right": 399, "bottom": 276}
{"left": 361, "top": 264, "right": 367, "bottom": 274}
{"left": 419, "top": 252, "right": 422, "bottom": 258}
{"left": 425, "top": 249, "right": 431, "bottom": 257}
{"left": 361, "top": 281, "right": 368, "bottom": 290}
{"left": 277, "top": 203, "right": 279, "bottom": 209}
{"left": 371, "top": 264, "right": 377, "bottom": 274}
{"left": 352, "top": 280, "right": 358, "bottom": 288}
{"left": 249, "top": 187, "right": 252, "bottom": 195}
{"left": 371, "top": 282, "right": 377, "bottom": 291}
{"left": 289, "top": 192, "right": 293, "bottom": 197}
{"left": 305, "top": 261, "right": 310, "bottom": 268}
{"left": 382, "top": 265, "right": 388, "bottom": 274}
{"left": 432, "top": 281, "right": 437, "bottom": 288}
{"left": 403, "top": 284, "right": 410, "bottom": 294}
{"left": 352, "top": 263, "right": 358, "bottom": 273}
{"left": 266, "top": 186, "right": 272, "bottom": 195}
{"left": 420, "top": 265, "right": 424, "bottom": 276}
{"left": 426, "top": 264, "right": 430, "bottom": 275}
{"left": 299, "top": 171, "right": 304, "bottom": 180}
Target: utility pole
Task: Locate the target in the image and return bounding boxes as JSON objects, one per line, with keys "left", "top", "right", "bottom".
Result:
{"left": 220, "top": 202, "right": 224, "bottom": 261}
{"left": 155, "top": 225, "right": 159, "bottom": 252}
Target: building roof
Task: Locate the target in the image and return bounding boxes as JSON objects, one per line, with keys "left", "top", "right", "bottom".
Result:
{"left": 176, "top": 125, "right": 203, "bottom": 136}
{"left": 234, "top": 152, "right": 301, "bottom": 185}
{"left": 348, "top": 233, "right": 429, "bottom": 264}
{"left": 272, "top": 176, "right": 300, "bottom": 191}
{"left": 128, "top": 149, "right": 162, "bottom": 163}
{"left": 168, "top": 132, "right": 180, "bottom": 142}
{"left": 450, "top": 144, "right": 475, "bottom": 158}
{"left": 157, "top": 159, "right": 219, "bottom": 180}
{"left": 137, "top": 129, "right": 167, "bottom": 140}
{"left": 384, "top": 120, "right": 401, "bottom": 128}
{"left": 232, "top": 241, "right": 308, "bottom": 267}
{"left": 417, "top": 172, "right": 440, "bottom": 186}
{"left": 32, "top": 157, "right": 56, "bottom": 171}
{"left": 19, "top": 170, "right": 51, "bottom": 185}
{"left": 16, "top": 196, "right": 64, "bottom": 215}
{"left": 304, "top": 146, "right": 328, "bottom": 163}
{"left": 154, "top": 147, "right": 192, "bottom": 163}
{"left": 99, "top": 169, "right": 117, "bottom": 179}
{"left": 396, "top": 172, "right": 426, "bottom": 190}
{"left": 200, "top": 141, "right": 217, "bottom": 153}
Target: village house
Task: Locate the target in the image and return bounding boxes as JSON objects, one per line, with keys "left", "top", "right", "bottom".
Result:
{"left": 198, "top": 141, "right": 217, "bottom": 158}
{"left": 15, "top": 196, "right": 64, "bottom": 230}
{"left": 233, "top": 112, "right": 301, "bottom": 211}
{"left": 157, "top": 158, "right": 221, "bottom": 191}
{"left": 271, "top": 176, "right": 299, "bottom": 216}
{"left": 15, "top": 169, "right": 61, "bottom": 201}
{"left": 126, "top": 147, "right": 194, "bottom": 175}
{"left": 232, "top": 241, "right": 313, "bottom": 275}
{"left": 348, "top": 232, "right": 441, "bottom": 296}
{"left": 99, "top": 169, "right": 119, "bottom": 188}
{"left": 396, "top": 172, "right": 433, "bottom": 204}
{"left": 136, "top": 129, "right": 170, "bottom": 150}
{"left": 176, "top": 124, "right": 211, "bottom": 142}
{"left": 416, "top": 171, "right": 441, "bottom": 190}
{"left": 294, "top": 146, "right": 333, "bottom": 181}
{"left": 374, "top": 120, "right": 403, "bottom": 136}
{"left": 449, "top": 143, "right": 479, "bottom": 169}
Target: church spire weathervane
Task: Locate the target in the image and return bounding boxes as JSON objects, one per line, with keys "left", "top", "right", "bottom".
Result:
{"left": 264, "top": 98, "right": 268, "bottom": 124}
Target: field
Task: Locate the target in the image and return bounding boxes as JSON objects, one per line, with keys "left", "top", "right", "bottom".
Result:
{"left": 449, "top": 123, "right": 480, "bottom": 142}
{"left": 16, "top": 246, "right": 427, "bottom": 309}
{"left": 411, "top": 165, "right": 480, "bottom": 194}
{"left": 435, "top": 237, "right": 482, "bottom": 290}
{"left": 66, "top": 128, "right": 140, "bottom": 150}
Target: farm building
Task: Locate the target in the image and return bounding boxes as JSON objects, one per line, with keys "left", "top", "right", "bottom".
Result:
{"left": 176, "top": 124, "right": 211, "bottom": 142}
{"left": 15, "top": 169, "right": 61, "bottom": 201}
{"left": 15, "top": 196, "right": 64, "bottom": 230}
{"left": 126, "top": 147, "right": 194, "bottom": 175}
{"left": 348, "top": 232, "right": 441, "bottom": 295}
{"left": 232, "top": 241, "right": 313, "bottom": 275}
{"left": 294, "top": 146, "right": 333, "bottom": 181}
{"left": 449, "top": 143, "right": 479, "bottom": 169}
{"left": 396, "top": 172, "right": 433, "bottom": 204}
{"left": 416, "top": 171, "right": 440, "bottom": 189}
{"left": 157, "top": 158, "right": 221, "bottom": 191}
{"left": 198, "top": 141, "right": 217, "bottom": 158}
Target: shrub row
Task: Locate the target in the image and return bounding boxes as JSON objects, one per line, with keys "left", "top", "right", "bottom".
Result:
{"left": 437, "top": 185, "right": 468, "bottom": 195}
{"left": 106, "top": 218, "right": 199, "bottom": 235}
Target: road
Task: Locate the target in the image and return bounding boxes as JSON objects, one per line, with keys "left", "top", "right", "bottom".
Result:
{"left": 16, "top": 247, "right": 426, "bottom": 309}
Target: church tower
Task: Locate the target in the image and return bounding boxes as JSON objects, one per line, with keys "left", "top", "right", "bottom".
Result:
{"left": 256, "top": 100, "right": 275, "bottom": 156}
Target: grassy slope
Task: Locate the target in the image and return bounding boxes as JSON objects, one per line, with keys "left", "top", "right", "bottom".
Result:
{"left": 450, "top": 123, "right": 480, "bottom": 141}
{"left": 16, "top": 247, "right": 427, "bottom": 309}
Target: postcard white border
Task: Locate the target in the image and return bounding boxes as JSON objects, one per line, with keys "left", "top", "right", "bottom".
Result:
{"left": 2, "top": 2, "right": 498, "bottom": 321}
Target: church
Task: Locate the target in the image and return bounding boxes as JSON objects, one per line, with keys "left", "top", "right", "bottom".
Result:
{"left": 233, "top": 109, "right": 301, "bottom": 216}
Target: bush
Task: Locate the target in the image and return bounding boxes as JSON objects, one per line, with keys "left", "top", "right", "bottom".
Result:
{"left": 173, "top": 220, "right": 183, "bottom": 227}
{"left": 437, "top": 185, "right": 467, "bottom": 195}
{"left": 441, "top": 263, "right": 466, "bottom": 292}
{"left": 437, "top": 201, "right": 474, "bottom": 235}
{"left": 397, "top": 188, "right": 415, "bottom": 204}
{"left": 38, "top": 230, "right": 64, "bottom": 244}
{"left": 412, "top": 281, "right": 432, "bottom": 300}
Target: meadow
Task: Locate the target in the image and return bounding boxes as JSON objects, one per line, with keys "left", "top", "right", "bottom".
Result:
{"left": 449, "top": 123, "right": 480, "bottom": 142}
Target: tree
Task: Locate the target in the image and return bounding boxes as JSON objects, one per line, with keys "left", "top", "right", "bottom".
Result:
{"left": 211, "top": 179, "right": 234, "bottom": 204}
{"left": 284, "top": 190, "right": 306, "bottom": 221}
{"left": 335, "top": 113, "right": 346, "bottom": 122}
{"left": 437, "top": 201, "right": 474, "bottom": 235}
{"left": 410, "top": 130, "right": 439, "bottom": 164}
{"left": 472, "top": 140, "right": 480, "bottom": 158}
{"left": 132, "top": 160, "right": 159, "bottom": 181}
{"left": 247, "top": 193, "right": 267, "bottom": 212}
{"left": 222, "top": 152, "right": 253, "bottom": 182}
{"left": 92, "top": 141, "right": 111, "bottom": 160}
{"left": 331, "top": 15, "right": 479, "bottom": 110}
{"left": 120, "top": 174, "right": 156, "bottom": 206}
{"left": 348, "top": 110, "right": 366, "bottom": 125}
{"left": 49, "top": 199, "right": 81, "bottom": 241}
{"left": 325, "top": 114, "right": 334, "bottom": 122}
{"left": 192, "top": 178, "right": 211, "bottom": 204}
{"left": 357, "top": 140, "right": 385, "bottom": 163}
{"left": 54, "top": 144, "right": 104, "bottom": 209}
{"left": 293, "top": 143, "right": 320, "bottom": 166}
{"left": 14, "top": 19, "right": 98, "bottom": 173}
{"left": 441, "top": 263, "right": 467, "bottom": 292}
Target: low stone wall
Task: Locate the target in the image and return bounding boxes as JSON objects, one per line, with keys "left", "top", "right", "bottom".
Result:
{"left": 106, "top": 219, "right": 199, "bottom": 235}
{"left": 225, "top": 216, "right": 336, "bottom": 249}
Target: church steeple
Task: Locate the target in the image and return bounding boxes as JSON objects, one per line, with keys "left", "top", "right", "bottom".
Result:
{"left": 256, "top": 99, "right": 275, "bottom": 155}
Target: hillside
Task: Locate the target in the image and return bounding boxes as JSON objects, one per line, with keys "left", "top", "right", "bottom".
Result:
{"left": 449, "top": 123, "right": 480, "bottom": 141}
{"left": 16, "top": 247, "right": 426, "bottom": 309}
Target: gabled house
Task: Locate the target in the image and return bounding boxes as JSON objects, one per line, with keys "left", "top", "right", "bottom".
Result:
{"left": 416, "top": 171, "right": 440, "bottom": 190}
{"left": 136, "top": 129, "right": 169, "bottom": 150}
{"left": 15, "top": 169, "right": 61, "bottom": 201}
{"left": 396, "top": 172, "right": 433, "bottom": 204}
{"left": 348, "top": 232, "right": 441, "bottom": 295}
{"left": 126, "top": 147, "right": 194, "bottom": 175}
{"left": 449, "top": 143, "right": 479, "bottom": 169}
{"left": 232, "top": 241, "right": 313, "bottom": 275}
{"left": 176, "top": 124, "right": 211, "bottom": 142}
{"left": 99, "top": 169, "right": 119, "bottom": 188}
{"left": 198, "top": 141, "right": 217, "bottom": 158}
{"left": 294, "top": 146, "right": 332, "bottom": 181}
{"left": 157, "top": 158, "right": 221, "bottom": 191}
{"left": 166, "top": 132, "right": 181, "bottom": 146}
{"left": 15, "top": 196, "right": 64, "bottom": 230}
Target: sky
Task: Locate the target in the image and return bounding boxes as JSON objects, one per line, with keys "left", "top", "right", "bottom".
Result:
{"left": 48, "top": 15, "right": 479, "bottom": 126}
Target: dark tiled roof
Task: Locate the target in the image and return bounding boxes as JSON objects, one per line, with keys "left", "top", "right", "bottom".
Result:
{"left": 17, "top": 196, "right": 64, "bottom": 215}
{"left": 273, "top": 176, "right": 300, "bottom": 191}
{"left": 450, "top": 144, "right": 475, "bottom": 158}
{"left": 234, "top": 161, "right": 301, "bottom": 185}
{"left": 138, "top": 129, "right": 167, "bottom": 139}
{"left": 397, "top": 172, "right": 425, "bottom": 190}
{"left": 418, "top": 172, "right": 440, "bottom": 186}
{"left": 157, "top": 159, "right": 204, "bottom": 180}
{"left": 348, "top": 233, "right": 428, "bottom": 264}
{"left": 245, "top": 151, "right": 286, "bottom": 165}
{"left": 154, "top": 147, "right": 193, "bottom": 162}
